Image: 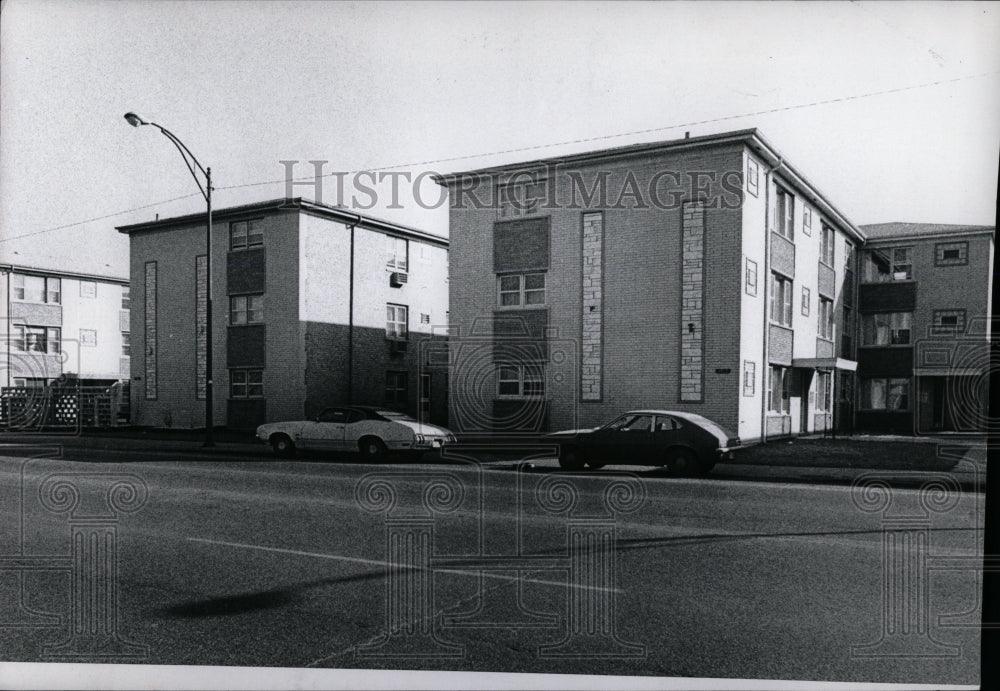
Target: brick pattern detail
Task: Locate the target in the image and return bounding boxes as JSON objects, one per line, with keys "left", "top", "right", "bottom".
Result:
{"left": 680, "top": 202, "right": 704, "bottom": 402}
{"left": 195, "top": 255, "right": 207, "bottom": 400}
{"left": 144, "top": 262, "right": 157, "bottom": 399}
{"left": 581, "top": 212, "right": 603, "bottom": 401}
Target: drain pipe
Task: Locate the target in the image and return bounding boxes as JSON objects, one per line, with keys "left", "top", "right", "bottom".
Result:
{"left": 760, "top": 156, "right": 783, "bottom": 445}
{"left": 346, "top": 214, "right": 361, "bottom": 405}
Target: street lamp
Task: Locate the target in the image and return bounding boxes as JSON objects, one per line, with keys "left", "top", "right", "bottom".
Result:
{"left": 124, "top": 112, "right": 215, "bottom": 447}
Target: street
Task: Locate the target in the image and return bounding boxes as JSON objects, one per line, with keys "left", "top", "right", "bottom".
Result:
{"left": 0, "top": 443, "right": 984, "bottom": 685}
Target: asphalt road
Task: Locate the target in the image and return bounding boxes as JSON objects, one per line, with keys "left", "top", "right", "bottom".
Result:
{"left": 0, "top": 444, "right": 984, "bottom": 685}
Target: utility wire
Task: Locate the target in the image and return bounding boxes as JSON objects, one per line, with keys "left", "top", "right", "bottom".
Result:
{"left": 3, "top": 69, "right": 997, "bottom": 244}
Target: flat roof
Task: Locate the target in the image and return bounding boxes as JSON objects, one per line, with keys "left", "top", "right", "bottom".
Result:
{"left": 116, "top": 197, "right": 448, "bottom": 248}
{"left": 860, "top": 222, "right": 995, "bottom": 242}
{"left": 431, "top": 128, "right": 866, "bottom": 243}
{"left": 0, "top": 263, "right": 128, "bottom": 284}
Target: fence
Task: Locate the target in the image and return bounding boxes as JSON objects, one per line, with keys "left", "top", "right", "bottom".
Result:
{"left": 0, "top": 384, "right": 129, "bottom": 430}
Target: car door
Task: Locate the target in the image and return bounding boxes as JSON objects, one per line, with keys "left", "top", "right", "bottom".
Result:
{"left": 588, "top": 414, "right": 656, "bottom": 464}
{"left": 299, "top": 407, "right": 348, "bottom": 451}
{"left": 652, "top": 415, "right": 685, "bottom": 460}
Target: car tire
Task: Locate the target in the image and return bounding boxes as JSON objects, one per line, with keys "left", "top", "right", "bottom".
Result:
{"left": 270, "top": 434, "right": 296, "bottom": 458}
{"left": 558, "top": 445, "right": 586, "bottom": 471}
{"left": 359, "top": 437, "right": 387, "bottom": 461}
{"left": 666, "top": 448, "right": 701, "bottom": 477}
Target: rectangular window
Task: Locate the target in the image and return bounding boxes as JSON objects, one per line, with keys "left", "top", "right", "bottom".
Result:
{"left": 420, "top": 313, "right": 431, "bottom": 324}
{"left": 891, "top": 247, "right": 912, "bottom": 280}
{"left": 746, "top": 159, "right": 759, "bottom": 197}
{"left": 743, "top": 360, "right": 756, "bottom": 397}
{"left": 815, "top": 372, "right": 832, "bottom": 412}
{"left": 230, "top": 369, "right": 264, "bottom": 398}
{"left": 9, "top": 275, "right": 64, "bottom": 304}
{"left": 386, "top": 236, "right": 408, "bottom": 271}
{"left": 229, "top": 295, "right": 264, "bottom": 325}
{"left": 801, "top": 286, "right": 811, "bottom": 316}
{"left": 861, "top": 378, "right": 910, "bottom": 410}
{"left": 12, "top": 274, "right": 24, "bottom": 300}
{"left": 803, "top": 207, "right": 812, "bottom": 236}
{"left": 496, "top": 363, "right": 544, "bottom": 398}
{"left": 384, "top": 371, "right": 408, "bottom": 409}
{"left": 497, "top": 272, "right": 546, "bottom": 307}
{"left": 386, "top": 304, "right": 408, "bottom": 340}
{"left": 935, "top": 241, "right": 969, "bottom": 266}
{"left": 121, "top": 286, "right": 131, "bottom": 309}
{"left": 770, "top": 273, "right": 793, "bottom": 326}
{"left": 230, "top": 219, "right": 264, "bottom": 250}
{"left": 15, "top": 326, "right": 60, "bottom": 354}
{"left": 498, "top": 177, "right": 547, "bottom": 218}
{"left": 47, "top": 278, "right": 61, "bottom": 304}
{"left": 820, "top": 225, "right": 835, "bottom": 267}
{"left": 80, "top": 329, "right": 97, "bottom": 347}
{"left": 121, "top": 332, "right": 131, "bottom": 357}
{"left": 862, "top": 312, "right": 912, "bottom": 345}
{"left": 818, "top": 298, "right": 834, "bottom": 340}
{"left": 932, "top": 309, "right": 967, "bottom": 335}
{"left": 775, "top": 186, "right": 794, "bottom": 240}
{"left": 745, "top": 258, "right": 758, "bottom": 296}
{"left": 768, "top": 365, "right": 791, "bottom": 414}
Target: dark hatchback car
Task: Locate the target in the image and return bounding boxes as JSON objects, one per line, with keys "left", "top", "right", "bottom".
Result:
{"left": 542, "top": 409, "right": 740, "bottom": 476}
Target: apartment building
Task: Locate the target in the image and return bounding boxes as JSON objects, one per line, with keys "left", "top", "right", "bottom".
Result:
{"left": 436, "top": 129, "right": 864, "bottom": 443}
{"left": 117, "top": 198, "right": 449, "bottom": 429}
{"left": 855, "top": 222, "right": 994, "bottom": 434}
{"left": 1, "top": 265, "right": 130, "bottom": 387}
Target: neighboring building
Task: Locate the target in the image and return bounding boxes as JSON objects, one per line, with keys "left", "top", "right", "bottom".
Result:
{"left": 1, "top": 265, "right": 130, "bottom": 388}
{"left": 436, "top": 128, "right": 866, "bottom": 443}
{"left": 855, "top": 222, "right": 994, "bottom": 434}
{"left": 117, "top": 197, "right": 449, "bottom": 429}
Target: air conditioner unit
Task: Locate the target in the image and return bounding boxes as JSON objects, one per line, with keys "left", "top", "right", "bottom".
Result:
{"left": 390, "top": 271, "right": 408, "bottom": 287}
{"left": 390, "top": 339, "right": 408, "bottom": 355}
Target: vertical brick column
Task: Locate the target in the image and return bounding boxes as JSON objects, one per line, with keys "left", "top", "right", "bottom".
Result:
{"left": 195, "top": 255, "right": 207, "bottom": 400}
{"left": 680, "top": 203, "right": 704, "bottom": 402}
{"left": 581, "top": 213, "right": 603, "bottom": 401}
{"left": 143, "top": 261, "right": 157, "bottom": 400}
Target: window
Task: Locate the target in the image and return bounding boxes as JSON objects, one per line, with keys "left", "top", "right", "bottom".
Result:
{"left": 230, "top": 219, "right": 264, "bottom": 250}
{"left": 12, "top": 275, "right": 60, "bottom": 304}
{"left": 496, "top": 364, "right": 544, "bottom": 397}
{"left": 13, "top": 326, "right": 60, "bottom": 354}
{"left": 386, "top": 236, "right": 408, "bottom": 271}
{"left": 743, "top": 360, "right": 756, "bottom": 397}
{"left": 862, "top": 312, "right": 911, "bottom": 346}
{"left": 746, "top": 159, "right": 759, "bottom": 197}
{"left": 803, "top": 207, "right": 812, "bottom": 236}
{"left": 498, "top": 177, "right": 547, "bottom": 218}
{"left": 842, "top": 306, "right": 854, "bottom": 358}
{"left": 230, "top": 369, "right": 263, "bottom": 398}
{"left": 385, "top": 371, "right": 408, "bottom": 408}
{"left": 386, "top": 304, "right": 408, "bottom": 340}
{"left": 861, "top": 378, "right": 910, "bottom": 410}
{"left": 420, "top": 313, "right": 431, "bottom": 324}
{"left": 768, "top": 365, "right": 791, "bottom": 414}
{"left": 230, "top": 295, "right": 264, "bottom": 325}
{"left": 770, "top": 273, "right": 793, "bottom": 326}
{"left": 79, "top": 329, "right": 97, "bottom": 347}
{"left": 122, "top": 286, "right": 131, "bottom": 309}
{"left": 935, "top": 241, "right": 968, "bottom": 266}
{"left": 863, "top": 247, "right": 912, "bottom": 282}
{"left": 815, "top": 372, "right": 832, "bottom": 412}
{"left": 818, "top": 298, "right": 834, "bottom": 340}
{"left": 745, "top": 258, "right": 758, "bottom": 296}
{"left": 121, "top": 332, "right": 131, "bottom": 357}
{"left": 801, "top": 286, "right": 811, "bottom": 316}
{"left": 932, "top": 309, "right": 967, "bottom": 335}
{"left": 820, "top": 225, "right": 835, "bottom": 267}
{"left": 775, "top": 186, "right": 794, "bottom": 240}
{"left": 606, "top": 413, "right": 653, "bottom": 431}
{"left": 497, "top": 272, "right": 545, "bottom": 307}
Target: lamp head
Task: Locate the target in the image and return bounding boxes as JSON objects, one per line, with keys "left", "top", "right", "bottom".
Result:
{"left": 123, "top": 112, "right": 147, "bottom": 128}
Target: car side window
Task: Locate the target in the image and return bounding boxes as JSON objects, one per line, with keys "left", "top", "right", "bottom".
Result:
{"left": 318, "top": 408, "right": 348, "bottom": 423}
{"left": 654, "top": 416, "right": 680, "bottom": 431}
{"left": 621, "top": 415, "right": 653, "bottom": 432}
{"left": 345, "top": 410, "right": 365, "bottom": 423}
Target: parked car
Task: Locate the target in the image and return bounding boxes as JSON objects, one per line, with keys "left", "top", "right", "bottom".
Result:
{"left": 541, "top": 410, "right": 740, "bottom": 476}
{"left": 257, "top": 405, "right": 456, "bottom": 459}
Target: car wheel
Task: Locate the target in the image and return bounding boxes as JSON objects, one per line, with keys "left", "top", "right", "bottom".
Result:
{"left": 558, "top": 445, "right": 586, "bottom": 471}
{"left": 359, "top": 437, "right": 387, "bottom": 461}
{"left": 270, "top": 434, "right": 296, "bottom": 458}
{"left": 666, "top": 448, "right": 701, "bottom": 477}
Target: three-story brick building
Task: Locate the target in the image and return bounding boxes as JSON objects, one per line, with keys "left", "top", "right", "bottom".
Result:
{"left": 117, "top": 198, "right": 449, "bottom": 429}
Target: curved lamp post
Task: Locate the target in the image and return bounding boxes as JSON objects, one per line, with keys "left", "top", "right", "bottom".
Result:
{"left": 124, "top": 112, "right": 214, "bottom": 447}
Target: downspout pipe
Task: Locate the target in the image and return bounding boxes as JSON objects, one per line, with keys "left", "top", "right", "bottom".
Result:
{"left": 760, "top": 157, "right": 783, "bottom": 445}
{"left": 346, "top": 214, "right": 362, "bottom": 405}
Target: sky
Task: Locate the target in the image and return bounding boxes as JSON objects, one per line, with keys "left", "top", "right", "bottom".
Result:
{"left": 1, "top": 1, "right": 998, "bottom": 280}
